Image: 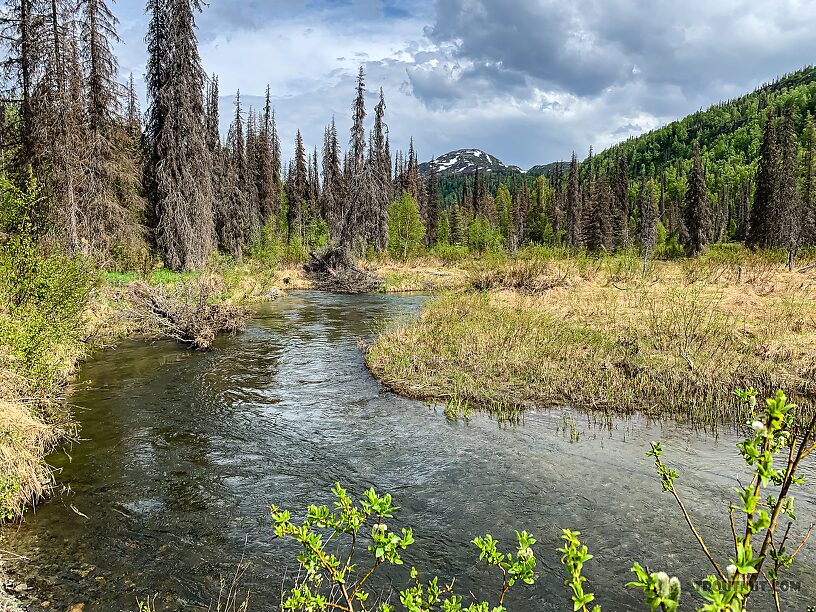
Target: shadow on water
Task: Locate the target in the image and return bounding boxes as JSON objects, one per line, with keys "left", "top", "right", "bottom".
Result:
{"left": 4, "top": 291, "right": 815, "bottom": 611}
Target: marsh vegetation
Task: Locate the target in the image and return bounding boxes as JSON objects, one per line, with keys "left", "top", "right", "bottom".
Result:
{"left": 367, "top": 247, "right": 816, "bottom": 426}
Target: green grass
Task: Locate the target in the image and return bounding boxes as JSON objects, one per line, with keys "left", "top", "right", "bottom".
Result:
{"left": 102, "top": 268, "right": 201, "bottom": 287}
{"left": 101, "top": 270, "right": 138, "bottom": 285}
{"left": 147, "top": 268, "right": 201, "bottom": 285}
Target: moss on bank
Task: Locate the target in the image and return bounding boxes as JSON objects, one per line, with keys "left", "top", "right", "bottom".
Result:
{"left": 365, "top": 253, "right": 816, "bottom": 426}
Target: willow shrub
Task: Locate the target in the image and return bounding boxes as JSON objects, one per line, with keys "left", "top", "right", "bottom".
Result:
{"left": 0, "top": 174, "right": 94, "bottom": 395}
{"left": 271, "top": 483, "right": 537, "bottom": 612}
{"left": 561, "top": 389, "right": 814, "bottom": 612}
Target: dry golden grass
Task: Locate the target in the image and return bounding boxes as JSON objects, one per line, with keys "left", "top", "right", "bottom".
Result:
{"left": 366, "top": 254, "right": 816, "bottom": 425}
{"left": 0, "top": 371, "right": 75, "bottom": 520}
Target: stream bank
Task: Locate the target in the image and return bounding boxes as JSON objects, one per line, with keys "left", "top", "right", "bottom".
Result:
{"left": 3, "top": 292, "right": 815, "bottom": 611}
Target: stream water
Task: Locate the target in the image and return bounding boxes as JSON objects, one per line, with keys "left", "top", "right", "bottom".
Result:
{"left": 5, "top": 292, "right": 815, "bottom": 611}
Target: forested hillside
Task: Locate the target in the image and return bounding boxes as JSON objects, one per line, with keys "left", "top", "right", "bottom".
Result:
{"left": 422, "top": 66, "right": 816, "bottom": 265}
{"left": 595, "top": 66, "right": 816, "bottom": 181}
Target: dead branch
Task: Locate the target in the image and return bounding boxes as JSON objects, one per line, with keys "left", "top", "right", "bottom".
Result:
{"left": 126, "top": 279, "right": 247, "bottom": 351}
{"left": 304, "top": 247, "right": 384, "bottom": 294}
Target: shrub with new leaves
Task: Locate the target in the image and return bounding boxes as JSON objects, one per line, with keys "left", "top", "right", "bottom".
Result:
{"left": 271, "top": 483, "right": 538, "bottom": 612}
{"left": 0, "top": 174, "right": 95, "bottom": 394}
{"left": 388, "top": 192, "right": 426, "bottom": 261}
{"left": 558, "top": 389, "right": 814, "bottom": 612}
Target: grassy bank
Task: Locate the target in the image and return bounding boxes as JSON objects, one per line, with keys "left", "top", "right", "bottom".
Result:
{"left": 365, "top": 248, "right": 816, "bottom": 425}
{"left": 0, "top": 253, "right": 287, "bottom": 525}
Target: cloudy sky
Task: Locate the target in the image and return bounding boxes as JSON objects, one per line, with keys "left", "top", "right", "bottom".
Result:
{"left": 114, "top": 0, "right": 816, "bottom": 169}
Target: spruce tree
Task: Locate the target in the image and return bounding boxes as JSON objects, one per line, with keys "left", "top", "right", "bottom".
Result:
{"left": 684, "top": 141, "right": 710, "bottom": 255}
{"left": 580, "top": 148, "right": 596, "bottom": 247}
{"left": 748, "top": 111, "right": 779, "bottom": 249}
{"left": 204, "top": 75, "right": 220, "bottom": 153}
{"left": 612, "top": 147, "right": 631, "bottom": 248}
{"left": 425, "top": 158, "right": 439, "bottom": 247}
{"left": 230, "top": 91, "right": 245, "bottom": 185}
{"left": 321, "top": 117, "right": 344, "bottom": 242}
{"left": 372, "top": 89, "right": 390, "bottom": 196}
{"left": 81, "top": 0, "right": 121, "bottom": 132}
{"left": 514, "top": 176, "right": 530, "bottom": 246}
{"left": 350, "top": 66, "right": 366, "bottom": 176}
{"left": 61, "top": 0, "right": 145, "bottom": 262}
{"left": 637, "top": 175, "right": 657, "bottom": 259}
{"left": 244, "top": 107, "right": 261, "bottom": 239}
{"left": 735, "top": 179, "right": 751, "bottom": 242}
{"left": 1, "top": 0, "right": 41, "bottom": 173}
{"left": 777, "top": 109, "right": 801, "bottom": 268}
{"left": 405, "top": 138, "right": 418, "bottom": 199}
{"left": 586, "top": 173, "right": 612, "bottom": 251}
{"left": 551, "top": 161, "right": 564, "bottom": 236}
{"left": 659, "top": 172, "right": 667, "bottom": 225}
{"left": 147, "top": 0, "right": 216, "bottom": 271}
{"left": 40, "top": 16, "right": 87, "bottom": 248}
{"left": 144, "top": 0, "right": 168, "bottom": 238}
{"left": 801, "top": 116, "right": 816, "bottom": 248}
{"left": 270, "top": 106, "right": 281, "bottom": 195}
{"left": 383, "top": 131, "right": 393, "bottom": 201}
{"left": 288, "top": 130, "right": 307, "bottom": 246}
{"left": 371, "top": 90, "right": 390, "bottom": 249}
{"left": 255, "top": 87, "right": 277, "bottom": 225}
{"left": 566, "top": 152, "right": 582, "bottom": 248}
{"left": 216, "top": 92, "right": 250, "bottom": 261}
{"left": 126, "top": 73, "right": 141, "bottom": 139}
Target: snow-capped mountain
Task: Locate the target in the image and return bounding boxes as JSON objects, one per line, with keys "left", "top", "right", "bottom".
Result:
{"left": 418, "top": 149, "right": 522, "bottom": 178}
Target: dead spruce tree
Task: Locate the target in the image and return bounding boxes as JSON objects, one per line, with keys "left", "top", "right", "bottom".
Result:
{"left": 35, "top": 1, "right": 86, "bottom": 243}
{"left": 78, "top": 0, "right": 146, "bottom": 262}
{"left": 146, "top": 0, "right": 215, "bottom": 271}
{"left": 0, "top": 0, "right": 42, "bottom": 175}
{"left": 350, "top": 66, "right": 366, "bottom": 176}
{"left": 338, "top": 65, "right": 389, "bottom": 254}
{"left": 371, "top": 88, "right": 390, "bottom": 250}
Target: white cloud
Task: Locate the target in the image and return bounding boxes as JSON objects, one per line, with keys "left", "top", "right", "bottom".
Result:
{"left": 113, "top": 0, "right": 816, "bottom": 169}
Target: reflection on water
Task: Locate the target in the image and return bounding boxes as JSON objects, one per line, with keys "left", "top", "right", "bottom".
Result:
{"left": 5, "top": 292, "right": 815, "bottom": 611}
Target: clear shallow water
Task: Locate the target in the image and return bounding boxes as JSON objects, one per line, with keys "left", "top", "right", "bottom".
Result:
{"left": 5, "top": 291, "right": 816, "bottom": 611}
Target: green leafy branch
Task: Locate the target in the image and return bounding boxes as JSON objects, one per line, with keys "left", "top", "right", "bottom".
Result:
{"left": 272, "top": 483, "right": 539, "bottom": 612}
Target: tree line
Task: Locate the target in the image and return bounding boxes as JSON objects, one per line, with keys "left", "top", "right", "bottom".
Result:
{"left": 1, "top": 0, "right": 814, "bottom": 272}
{"left": 432, "top": 68, "right": 816, "bottom": 267}
{"left": 0, "top": 0, "right": 441, "bottom": 271}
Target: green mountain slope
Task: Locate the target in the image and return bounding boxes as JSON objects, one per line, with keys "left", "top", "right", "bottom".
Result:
{"left": 432, "top": 65, "right": 816, "bottom": 208}
{"left": 592, "top": 66, "right": 816, "bottom": 187}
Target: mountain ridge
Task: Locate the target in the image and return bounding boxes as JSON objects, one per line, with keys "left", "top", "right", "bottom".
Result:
{"left": 418, "top": 149, "right": 528, "bottom": 178}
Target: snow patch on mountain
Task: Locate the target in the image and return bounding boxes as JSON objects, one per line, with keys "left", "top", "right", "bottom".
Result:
{"left": 419, "top": 149, "right": 515, "bottom": 178}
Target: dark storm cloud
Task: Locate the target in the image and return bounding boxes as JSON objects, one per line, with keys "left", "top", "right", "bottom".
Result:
{"left": 425, "top": 0, "right": 634, "bottom": 97}
{"left": 417, "top": 0, "right": 816, "bottom": 106}
{"left": 408, "top": 60, "right": 529, "bottom": 107}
